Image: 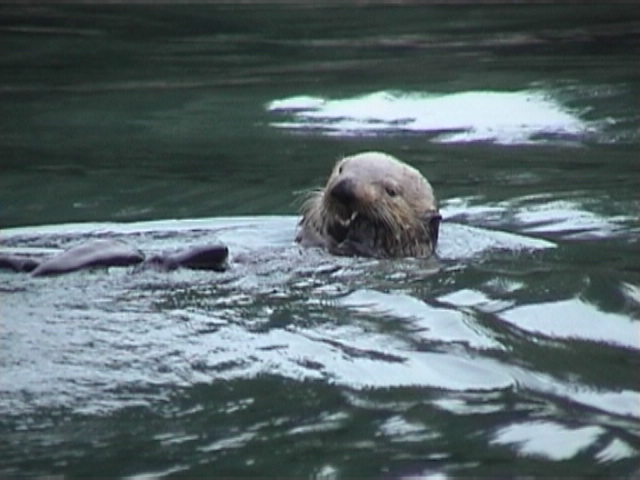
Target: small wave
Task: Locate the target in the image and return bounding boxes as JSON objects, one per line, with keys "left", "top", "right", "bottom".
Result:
{"left": 442, "top": 196, "right": 636, "bottom": 241}
{"left": 267, "top": 90, "right": 595, "bottom": 145}
{"left": 499, "top": 298, "right": 640, "bottom": 350}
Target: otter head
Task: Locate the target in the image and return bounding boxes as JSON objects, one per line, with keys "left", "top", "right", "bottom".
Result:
{"left": 297, "top": 152, "right": 440, "bottom": 258}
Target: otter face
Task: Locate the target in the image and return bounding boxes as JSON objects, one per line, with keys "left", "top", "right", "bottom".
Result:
{"left": 297, "top": 152, "right": 440, "bottom": 258}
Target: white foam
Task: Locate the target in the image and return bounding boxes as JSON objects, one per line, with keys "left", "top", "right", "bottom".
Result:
{"left": 267, "top": 90, "right": 592, "bottom": 144}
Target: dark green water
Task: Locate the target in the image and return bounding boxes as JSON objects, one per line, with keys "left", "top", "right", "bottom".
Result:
{"left": 1, "top": 4, "right": 639, "bottom": 478}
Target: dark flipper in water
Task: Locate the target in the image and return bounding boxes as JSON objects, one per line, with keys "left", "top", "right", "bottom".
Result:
{"left": 140, "top": 244, "right": 229, "bottom": 272}
{"left": 31, "top": 239, "right": 145, "bottom": 276}
{"left": 0, "top": 255, "right": 40, "bottom": 273}
{"left": 0, "top": 239, "right": 229, "bottom": 276}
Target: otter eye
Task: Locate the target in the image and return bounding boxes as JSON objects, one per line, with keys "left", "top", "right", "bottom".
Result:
{"left": 385, "top": 185, "right": 398, "bottom": 197}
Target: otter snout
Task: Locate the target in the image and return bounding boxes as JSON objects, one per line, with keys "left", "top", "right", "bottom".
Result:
{"left": 329, "top": 177, "right": 357, "bottom": 206}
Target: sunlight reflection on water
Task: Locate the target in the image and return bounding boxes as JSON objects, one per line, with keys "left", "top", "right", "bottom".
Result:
{"left": 268, "top": 90, "right": 596, "bottom": 144}
{"left": 491, "top": 421, "right": 605, "bottom": 461}
{"left": 500, "top": 298, "right": 639, "bottom": 350}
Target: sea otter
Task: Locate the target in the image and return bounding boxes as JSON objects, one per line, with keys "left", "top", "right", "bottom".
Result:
{"left": 0, "top": 152, "right": 439, "bottom": 276}
{"left": 296, "top": 151, "right": 440, "bottom": 258}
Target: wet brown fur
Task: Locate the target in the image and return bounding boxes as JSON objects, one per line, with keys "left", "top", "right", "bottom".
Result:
{"left": 296, "top": 151, "right": 439, "bottom": 258}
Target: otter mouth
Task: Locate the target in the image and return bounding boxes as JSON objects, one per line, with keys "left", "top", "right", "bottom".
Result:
{"left": 326, "top": 209, "right": 387, "bottom": 257}
{"left": 328, "top": 210, "right": 360, "bottom": 243}
{"left": 326, "top": 209, "right": 442, "bottom": 258}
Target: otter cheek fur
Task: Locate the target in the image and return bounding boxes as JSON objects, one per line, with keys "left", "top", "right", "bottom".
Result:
{"left": 296, "top": 151, "right": 440, "bottom": 258}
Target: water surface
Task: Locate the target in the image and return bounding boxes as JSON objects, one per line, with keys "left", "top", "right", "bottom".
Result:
{"left": 1, "top": 4, "right": 639, "bottom": 478}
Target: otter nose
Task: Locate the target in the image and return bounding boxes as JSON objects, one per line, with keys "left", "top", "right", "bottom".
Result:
{"left": 330, "top": 178, "right": 357, "bottom": 205}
